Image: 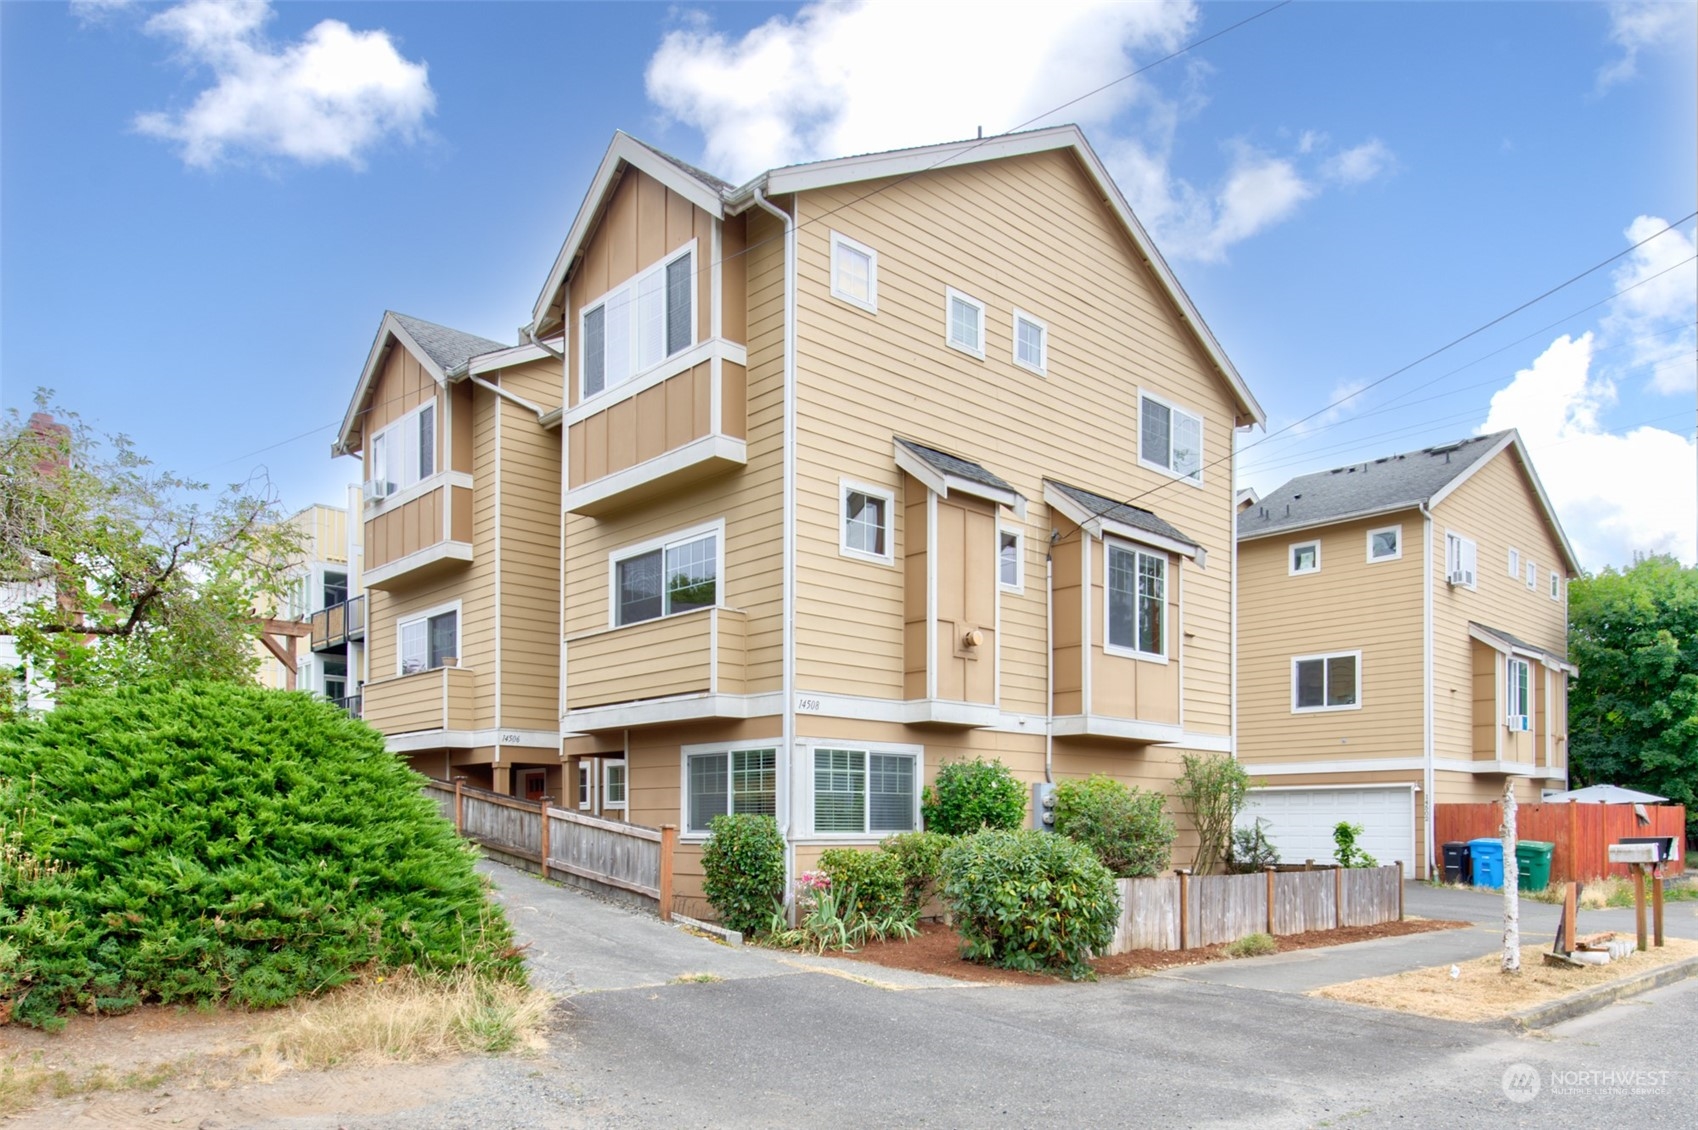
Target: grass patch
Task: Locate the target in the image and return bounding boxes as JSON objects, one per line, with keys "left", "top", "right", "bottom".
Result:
{"left": 1227, "top": 933, "right": 1278, "bottom": 958}
{"left": 0, "top": 1055, "right": 182, "bottom": 1117}
{"left": 1523, "top": 876, "right": 1698, "bottom": 909}
{"left": 255, "top": 971, "right": 552, "bottom": 1069}
{"left": 669, "top": 972, "right": 722, "bottom": 984}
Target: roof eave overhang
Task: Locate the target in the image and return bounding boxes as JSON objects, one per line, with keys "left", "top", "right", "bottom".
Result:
{"left": 1468, "top": 622, "right": 1578, "bottom": 676}
{"left": 333, "top": 312, "right": 450, "bottom": 457}
{"left": 1425, "top": 432, "right": 1582, "bottom": 577}
{"left": 1043, "top": 481, "right": 1200, "bottom": 561}
{"left": 894, "top": 441, "right": 1025, "bottom": 517}
{"left": 531, "top": 132, "right": 729, "bottom": 336}
{"left": 1236, "top": 502, "right": 1426, "bottom": 543}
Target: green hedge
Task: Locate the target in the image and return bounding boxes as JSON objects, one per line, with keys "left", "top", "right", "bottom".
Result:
{"left": 700, "top": 814, "right": 785, "bottom": 936}
{"left": 1052, "top": 775, "right": 1175, "bottom": 878}
{"left": 921, "top": 758, "right": 1025, "bottom": 835}
{"left": 0, "top": 682, "right": 517, "bottom": 1029}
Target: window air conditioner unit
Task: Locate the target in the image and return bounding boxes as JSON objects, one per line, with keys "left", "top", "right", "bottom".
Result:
{"left": 362, "top": 479, "right": 394, "bottom": 503}
{"left": 1447, "top": 568, "right": 1471, "bottom": 586}
{"left": 1507, "top": 714, "right": 1530, "bottom": 732}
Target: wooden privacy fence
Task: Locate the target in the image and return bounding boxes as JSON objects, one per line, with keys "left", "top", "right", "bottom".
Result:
{"left": 424, "top": 779, "right": 677, "bottom": 920}
{"left": 1106, "top": 864, "right": 1403, "bottom": 955}
{"left": 1432, "top": 803, "right": 1687, "bottom": 883}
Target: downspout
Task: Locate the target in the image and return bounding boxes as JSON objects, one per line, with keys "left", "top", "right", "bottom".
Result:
{"left": 1420, "top": 503, "right": 1435, "bottom": 880}
{"left": 751, "top": 187, "right": 798, "bottom": 912}
{"left": 469, "top": 374, "right": 550, "bottom": 423}
{"left": 524, "top": 323, "right": 566, "bottom": 361}
{"left": 1045, "top": 542, "right": 1055, "bottom": 784}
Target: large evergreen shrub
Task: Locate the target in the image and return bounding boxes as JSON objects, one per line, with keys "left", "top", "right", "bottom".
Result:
{"left": 700, "top": 814, "right": 785, "bottom": 936}
{"left": 940, "top": 828, "right": 1119, "bottom": 980}
{"left": 921, "top": 758, "right": 1025, "bottom": 835}
{"left": 0, "top": 682, "right": 518, "bottom": 1029}
{"left": 1052, "top": 775, "right": 1175, "bottom": 878}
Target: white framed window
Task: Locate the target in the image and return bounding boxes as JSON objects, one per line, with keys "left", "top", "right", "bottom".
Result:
{"left": 1507, "top": 657, "right": 1532, "bottom": 729}
{"left": 1105, "top": 541, "right": 1166, "bottom": 660}
{"left": 683, "top": 746, "right": 778, "bottom": 835}
{"left": 370, "top": 401, "right": 436, "bottom": 494}
{"left": 829, "top": 231, "right": 877, "bottom": 312}
{"left": 945, "top": 287, "right": 986, "bottom": 359}
{"left": 812, "top": 747, "right": 918, "bottom": 835}
{"left": 1292, "top": 651, "right": 1361, "bottom": 712}
{"left": 1550, "top": 570, "right": 1561, "bottom": 601}
{"left": 1012, "top": 309, "right": 1047, "bottom": 375}
{"left": 577, "top": 761, "right": 594, "bottom": 811}
{"left": 610, "top": 520, "right": 722, "bottom": 627}
{"left": 580, "top": 241, "right": 696, "bottom": 401}
{"left": 1367, "top": 525, "right": 1402, "bottom": 562}
{"left": 1445, "top": 531, "right": 1477, "bottom": 589}
{"left": 603, "top": 759, "right": 627, "bottom": 810}
{"left": 1290, "top": 540, "right": 1320, "bottom": 575}
{"left": 1138, "top": 391, "right": 1203, "bottom": 484}
{"left": 1507, "top": 547, "right": 1520, "bottom": 579}
{"left": 840, "top": 480, "right": 894, "bottom": 564}
{"left": 1525, "top": 560, "right": 1537, "bottom": 589}
{"left": 397, "top": 601, "right": 460, "bottom": 676}
{"left": 999, "top": 526, "right": 1023, "bottom": 592}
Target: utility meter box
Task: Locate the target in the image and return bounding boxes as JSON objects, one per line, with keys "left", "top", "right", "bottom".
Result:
{"left": 1032, "top": 782, "right": 1057, "bottom": 831}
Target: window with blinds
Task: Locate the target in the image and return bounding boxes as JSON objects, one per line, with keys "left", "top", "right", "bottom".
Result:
{"left": 813, "top": 748, "right": 916, "bottom": 835}
{"left": 686, "top": 748, "right": 776, "bottom": 834}
{"left": 580, "top": 245, "right": 695, "bottom": 399}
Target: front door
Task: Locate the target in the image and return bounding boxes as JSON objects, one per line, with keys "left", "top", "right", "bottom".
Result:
{"left": 518, "top": 768, "right": 548, "bottom": 803}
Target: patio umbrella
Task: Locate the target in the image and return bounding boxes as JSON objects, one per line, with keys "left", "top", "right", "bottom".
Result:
{"left": 1544, "top": 783, "right": 1668, "bottom": 804}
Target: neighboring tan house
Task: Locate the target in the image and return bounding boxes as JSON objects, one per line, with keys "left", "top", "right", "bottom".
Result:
{"left": 331, "top": 312, "right": 567, "bottom": 804}
{"left": 1234, "top": 430, "right": 1580, "bottom": 877}
{"left": 524, "top": 125, "right": 1265, "bottom": 911}
{"left": 257, "top": 501, "right": 368, "bottom": 711}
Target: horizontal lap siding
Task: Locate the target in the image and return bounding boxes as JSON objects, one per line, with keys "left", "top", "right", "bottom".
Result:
{"left": 790, "top": 151, "right": 1237, "bottom": 738}
{"left": 1431, "top": 449, "right": 1571, "bottom": 790}
{"left": 496, "top": 363, "right": 564, "bottom": 733}
{"left": 1237, "top": 514, "right": 1424, "bottom": 764}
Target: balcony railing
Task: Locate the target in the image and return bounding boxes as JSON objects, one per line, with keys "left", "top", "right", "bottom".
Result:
{"left": 363, "top": 665, "right": 477, "bottom": 735}
{"left": 310, "top": 595, "right": 366, "bottom": 652}
{"left": 335, "top": 693, "right": 363, "bottom": 719}
{"left": 565, "top": 607, "right": 745, "bottom": 718}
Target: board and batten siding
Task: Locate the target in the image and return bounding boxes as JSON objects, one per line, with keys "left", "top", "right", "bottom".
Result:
{"left": 786, "top": 149, "right": 1239, "bottom": 736}
{"left": 1236, "top": 511, "right": 1425, "bottom": 765}
{"left": 1430, "top": 447, "right": 1570, "bottom": 797}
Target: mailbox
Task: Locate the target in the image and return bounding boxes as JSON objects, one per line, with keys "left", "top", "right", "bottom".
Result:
{"left": 1607, "top": 842, "right": 1659, "bottom": 865}
{"left": 1617, "top": 836, "right": 1677, "bottom": 863}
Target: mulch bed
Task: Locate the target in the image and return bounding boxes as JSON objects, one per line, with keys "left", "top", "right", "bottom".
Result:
{"left": 834, "top": 918, "right": 1475, "bottom": 984}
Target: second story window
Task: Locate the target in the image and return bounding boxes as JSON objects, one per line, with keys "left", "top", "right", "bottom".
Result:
{"left": 1293, "top": 651, "right": 1360, "bottom": 711}
{"left": 371, "top": 402, "right": 435, "bottom": 494}
{"left": 1013, "top": 310, "right": 1047, "bottom": 374}
{"left": 582, "top": 244, "right": 695, "bottom": 399}
{"left": 840, "top": 481, "right": 893, "bottom": 563}
{"left": 1445, "top": 531, "right": 1477, "bottom": 588}
{"left": 1106, "top": 542, "right": 1166, "bottom": 659}
{"left": 399, "top": 606, "right": 458, "bottom": 675}
{"left": 999, "top": 527, "right": 1023, "bottom": 591}
{"left": 1367, "top": 525, "right": 1401, "bottom": 562}
{"left": 1290, "top": 540, "right": 1320, "bottom": 575}
{"left": 946, "top": 287, "right": 986, "bottom": 359}
{"left": 830, "top": 232, "right": 877, "bottom": 312}
{"left": 1550, "top": 570, "right": 1560, "bottom": 601}
{"left": 322, "top": 570, "right": 349, "bottom": 608}
{"left": 1507, "top": 657, "right": 1532, "bottom": 728}
{"left": 614, "top": 525, "right": 719, "bottom": 626}
{"left": 1139, "top": 392, "right": 1202, "bottom": 483}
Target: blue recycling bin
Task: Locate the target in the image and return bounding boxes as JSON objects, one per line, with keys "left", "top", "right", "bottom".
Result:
{"left": 1468, "top": 838, "right": 1505, "bottom": 888}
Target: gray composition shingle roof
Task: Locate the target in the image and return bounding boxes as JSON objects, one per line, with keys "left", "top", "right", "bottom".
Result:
{"left": 631, "top": 137, "right": 735, "bottom": 195}
{"left": 1046, "top": 479, "right": 1200, "bottom": 551}
{"left": 1238, "top": 432, "right": 1509, "bottom": 540}
{"left": 1470, "top": 622, "right": 1571, "bottom": 667}
{"left": 896, "top": 438, "right": 1017, "bottom": 495}
{"left": 390, "top": 312, "right": 507, "bottom": 375}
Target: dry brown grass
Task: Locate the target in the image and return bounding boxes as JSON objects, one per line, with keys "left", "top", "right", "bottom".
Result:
{"left": 1315, "top": 936, "right": 1698, "bottom": 1021}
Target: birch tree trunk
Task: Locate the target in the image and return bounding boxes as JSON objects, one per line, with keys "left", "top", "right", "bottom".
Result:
{"left": 1501, "top": 778, "right": 1520, "bottom": 973}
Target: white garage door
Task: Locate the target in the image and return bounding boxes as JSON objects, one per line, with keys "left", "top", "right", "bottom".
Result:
{"left": 1236, "top": 786, "right": 1416, "bottom": 870}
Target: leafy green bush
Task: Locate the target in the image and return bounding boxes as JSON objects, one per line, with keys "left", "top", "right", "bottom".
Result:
{"left": 765, "top": 872, "right": 919, "bottom": 954}
{"left": 701, "top": 813, "right": 785, "bottom": 937}
{"left": 922, "top": 758, "right": 1025, "bottom": 835}
{"left": 1332, "top": 822, "right": 1378, "bottom": 869}
{"left": 880, "top": 831, "right": 953, "bottom": 913}
{"left": 1228, "top": 819, "right": 1280, "bottom": 874}
{"left": 1052, "top": 775, "right": 1175, "bottom": 878}
{"left": 818, "top": 848, "right": 905, "bottom": 922}
{"left": 1227, "top": 932, "right": 1277, "bottom": 958}
{"left": 939, "top": 828, "right": 1119, "bottom": 979}
{"left": 0, "top": 682, "right": 518, "bottom": 1030}
{"left": 1174, "top": 753, "right": 1249, "bottom": 875}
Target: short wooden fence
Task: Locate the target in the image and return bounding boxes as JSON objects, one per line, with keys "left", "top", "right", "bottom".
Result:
{"left": 424, "top": 779, "right": 677, "bottom": 920}
{"left": 1107, "top": 864, "right": 1404, "bottom": 955}
{"left": 1433, "top": 803, "right": 1687, "bottom": 883}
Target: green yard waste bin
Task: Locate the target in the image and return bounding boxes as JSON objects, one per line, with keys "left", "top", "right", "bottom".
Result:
{"left": 1515, "top": 841, "right": 1555, "bottom": 892}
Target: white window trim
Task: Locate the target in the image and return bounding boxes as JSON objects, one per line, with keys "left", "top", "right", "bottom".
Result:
{"left": 607, "top": 517, "right": 726, "bottom": 629}
{"left": 798, "top": 739, "right": 924, "bottom": 841}
{"left": 602, "top": 758, "right": 628, "bottom": 810}
{"left": 839, "top": 479, "right": 896, "bottom": 566}
{"left": 679, "top": 741, "right": 781, "bottom": 841}
{"left": 944, "top": 287, "right": 987, "bottom": 360}
{"left": 999, "top": 525, "right": 1024, "bottom": 593}
{"left": 577, "top": 760, "right": 595, "bottom": 812}
{"left": 1291, "top": 649, "right": 1363, "bottom": 714}
{"left": 1102, "top": 539, "right": 1169, "bottom": 664}
{"left": 370, "top": 401, "right": 437, "bottom": 496}
{"left": 1507, "top": 547, "right": 1520, "bottom": 579}
{"left": 1011, "top": 308, "right": 1048, "bottom": 375}
{"left": 1137, "top": 388, "right": 1205, "bottom": 487}
{"left": 1550, "top": 570, "right": 1561, "bottom": 601}
{"left": 577, "top": 239, "right": 698, "bottom": 405}
{"left": 1289, "top": 539, "right": 1321, "bottom": 576}
{"left": 1366, "top": 524, "right": 1403, "bottom": 563}
{"left": 1507, "top": 657, "right": 1532, "bottom": 727}
{"left": 1525, "top": 560, "right": 1537, "bottom": 590}
{"left": 1445, "top": 530, "right": 1478, "bottom": 590}
{"left": 828, "top": 231, "right": 877, "bottom": 313}
{"left": 395, "top": 598, "right": 462, "bottom": 678}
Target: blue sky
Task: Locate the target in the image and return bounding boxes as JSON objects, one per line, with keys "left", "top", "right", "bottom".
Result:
{"left": 2, "top": 1, "right": 1693, "bottom": 571}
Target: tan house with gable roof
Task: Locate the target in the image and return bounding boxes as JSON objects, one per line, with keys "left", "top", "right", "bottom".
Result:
{"left": 332, "top": 125, "right": 1268, "bottom": 913}
{"left": 1235, "top": 430, "right": 1580, "bottom": 878}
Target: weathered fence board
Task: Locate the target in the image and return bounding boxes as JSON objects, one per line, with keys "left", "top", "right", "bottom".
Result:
{"left": 1340, "top": 867, "right": 1400, "bottom": 927}
{"left": 1273, "top": 870, "right": 1335, "bottom": 935}
{"left": 1112, "top": 876, "right": 1181, "bottom": 952}
{"left": 1107, "top": 865, "right": 1402, "bottom": 955}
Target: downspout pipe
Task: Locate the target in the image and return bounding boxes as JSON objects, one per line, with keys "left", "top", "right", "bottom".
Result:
{"left": 1045, "top": 542, "right": 1056, "bottom": 785}
{"left": 750, "top": 186, "right": 798, "bottom": 912}
{"left": 1420, "top": 502, "right": 1436, "bottom": 880}
{"left": 468, "top": 374, "right": 551, "bottom": 423}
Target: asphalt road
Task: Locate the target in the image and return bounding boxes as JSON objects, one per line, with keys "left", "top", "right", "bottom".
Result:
{"left": 360, "top": 865, "right": 1694, "bottom": 1129}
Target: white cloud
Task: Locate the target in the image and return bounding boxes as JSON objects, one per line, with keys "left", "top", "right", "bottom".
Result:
{"left": 69, "top": 0, "right": 136, "bottom": 26}
{"left": 1323, "top": 138, "right": 1395, "bottom": 186}
{"left": 1597, "top": 1, "right": 1694, "bottom": 92}
{"left": 131, "top": 0, "right": 434, "bottom": 169}
{"left": 645, "top": 1, "right": 1393, "bottom": 262}
{"left": 1598, "top": 216, "right": 1697, "bottom": 396}
{"left": 1482, "top": 333, "right": 1695, "bottom": 570}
